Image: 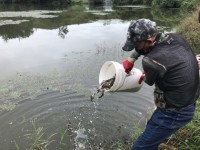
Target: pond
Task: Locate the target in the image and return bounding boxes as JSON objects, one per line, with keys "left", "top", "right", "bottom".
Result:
{"left": 0, "top": 3, "right": 184, "bottom": 150}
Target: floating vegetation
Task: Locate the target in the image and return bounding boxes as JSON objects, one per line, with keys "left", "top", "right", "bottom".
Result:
{"left": 115, "top": 5, "right": 150, "bottom": 8}
{"left": 0, "top": 103, "right": 16, "bottom": 111}
{"left": 91, "top": 12, "right": 110, "bottom": 16}
{"left": 85, "top": 10, "right": 111, "bottom": 16}
{"left": 66, "top": 82, "right": 92, "bottom": 98}
{"left": 0, "top": 69, "right": 96, "bottom": 111}
{"left": 0, "top": 10, "right": 62, "bottom": 27}
{"left": 0, "top": 72, "right": 66, "bottom": 107}
{"left": 0, "top": 10, "right": 62, "bottom": 19}
{"left": 0, "top": 20, "right": 29, "bottom": 26}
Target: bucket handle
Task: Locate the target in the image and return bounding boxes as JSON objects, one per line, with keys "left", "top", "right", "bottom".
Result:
{"left": 114, "top": 72, "right": 133, "bottom": 91}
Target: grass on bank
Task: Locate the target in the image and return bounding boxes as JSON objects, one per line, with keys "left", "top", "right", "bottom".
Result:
{"left": 177, "top": 7, "right": 200, "bottom": 54}
{"left": 130, "top": 101, "right": 200, "bottom": 150}
{"left": 158, "top": 101, "right": 200, "bottom": 150}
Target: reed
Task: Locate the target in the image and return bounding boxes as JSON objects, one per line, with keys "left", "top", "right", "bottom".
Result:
{"left": 24, "top": 119, "right": 56, "bottom": 150}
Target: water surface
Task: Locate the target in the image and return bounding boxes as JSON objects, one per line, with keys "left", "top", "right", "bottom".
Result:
{"left": 0, "top": 4, "right": 183, "bottom": 149}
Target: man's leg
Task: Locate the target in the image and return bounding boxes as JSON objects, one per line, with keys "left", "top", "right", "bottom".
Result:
{"left": 132, "top": 104, "right": 195, "bottom": 150}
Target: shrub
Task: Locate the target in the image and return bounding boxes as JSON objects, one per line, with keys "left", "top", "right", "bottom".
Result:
{"left": 112, "top": 0, "right": 129, "bottom": 5}
{"left": 177, "top": 9, "right": 200, "bottom": 53}
{"left": 89, "top": 0, "right": 103, "bottom": 5}
{"left": 181, "top": 0, "right": 196, "bottom": 11}
{"left": 143, "top": 0, "right": 153, "bottom": 5}
{"left": 112, "top": 0, "right": 150, "bottom": 5}
{"left": 152, "top": 0, "right": 181, "bottom": 8}
{"left": 151, "top": 8, "right": 184, "bottom": 28}
{"left": 160, "top": 101, "right": 200, "bottom": 149}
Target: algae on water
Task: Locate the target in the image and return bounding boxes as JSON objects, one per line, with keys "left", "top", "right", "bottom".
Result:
{"left": 0, "top": 10, "right": 62, "bottom": 18}
{"left": 0, "top": 103, "right": 16, "bottom": 111}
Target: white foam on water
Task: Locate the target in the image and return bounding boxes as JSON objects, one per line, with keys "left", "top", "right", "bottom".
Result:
{"left": 74, "top": 128, "right": 88, "bottom": 150}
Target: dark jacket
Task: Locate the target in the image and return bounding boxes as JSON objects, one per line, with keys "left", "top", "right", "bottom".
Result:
{"left": 142, "top": 33, "right": 199, "bottom": 108}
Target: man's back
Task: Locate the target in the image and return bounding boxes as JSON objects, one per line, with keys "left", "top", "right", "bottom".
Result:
{"left": 145, "top": 33, "right": 199, "bottom": 108}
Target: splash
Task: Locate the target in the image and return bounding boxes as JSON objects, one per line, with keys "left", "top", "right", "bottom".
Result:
{"left": 74, "top": 128, "right": 88, "bottom": 150}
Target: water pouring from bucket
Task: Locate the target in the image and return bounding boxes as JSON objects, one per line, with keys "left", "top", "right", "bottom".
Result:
{"left": 91, "top": 61, "right": 143, "bottom": 101}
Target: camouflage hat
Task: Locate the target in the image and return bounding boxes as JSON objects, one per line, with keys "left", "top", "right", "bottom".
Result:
{"left": 122, "top": 19, "right": 158, "bottom": 51}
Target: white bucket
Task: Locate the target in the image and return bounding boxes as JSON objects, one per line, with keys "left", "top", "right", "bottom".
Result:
{"left": 99, "top": 61, "right": 143, "bottom": 92}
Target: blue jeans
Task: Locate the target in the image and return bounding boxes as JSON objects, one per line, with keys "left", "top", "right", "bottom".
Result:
{"left": 132, "top": 103, "right": 196, "bottom": 150}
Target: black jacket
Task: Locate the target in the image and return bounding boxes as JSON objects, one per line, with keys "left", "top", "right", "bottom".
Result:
{"left": 142, "top": 33, "right": 199, "bottom": 108}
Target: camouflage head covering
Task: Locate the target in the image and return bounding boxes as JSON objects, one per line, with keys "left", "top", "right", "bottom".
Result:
{"left": 122, "top": 19, "right": 158, "bottom": 51}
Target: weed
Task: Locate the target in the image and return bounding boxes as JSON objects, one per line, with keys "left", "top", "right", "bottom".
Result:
{"left": 159, "top": 101, "right": 200, "bottom": 149}
{"left": 14, "top": 141, "right": 20, "bottom": 150}
{"left": 177, "top": 7, "right": 200, "bottom": 53}
{"left": 0, "top": 103, "right": 16, "bottom": 111}
{"left": 132, "top": 123, "right": 143, "bottom": 142}
{"left": 24, "top": 119, "right": 56, "bottom": 150}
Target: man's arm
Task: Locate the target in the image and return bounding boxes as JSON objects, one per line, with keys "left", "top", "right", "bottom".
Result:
{"left": 196, "top": 54, "right": 200, "bottom": 69}
{"left": 142, "top": 57, "right": 167, "bottom": 86}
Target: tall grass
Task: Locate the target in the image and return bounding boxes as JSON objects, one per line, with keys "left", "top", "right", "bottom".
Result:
{"left": 158, "top": 101, "right": 200, "bottom": 150}
{"left": 22, "top": 119, "right": 56, "bottom": 150}
{"left": 177, "top": 7, "right": 200, "bottom": 54}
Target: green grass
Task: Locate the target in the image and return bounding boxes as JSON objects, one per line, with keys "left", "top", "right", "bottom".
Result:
{"left": 177, "top": 7, "right": 200, "bottom": 54}
{"left": 23, "top": 119, "right": 56, "bottom": 150}
{"left": 71, "top": 0, "right": 89, "bottom": 4}
{"left": 129, "top": 101, "right": 200, "bottom": 150}
{"left": 132, "top": 123, "right": 143, "bottom": 141}
{"left": 158, "top": 101, "right": 200, "bottom": 150}
{"left": 129, "top": 100, "right": 200, "bottom": 150}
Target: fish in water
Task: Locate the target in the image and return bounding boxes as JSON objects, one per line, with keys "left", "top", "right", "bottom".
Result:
{"left": 90, "top": 74, "right": 116, "bottom": 101}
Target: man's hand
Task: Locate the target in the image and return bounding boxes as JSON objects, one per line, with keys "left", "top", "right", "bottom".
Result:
{"left": 123, "top": 59, "right": 134, "bottom": 74}
{"left": 196, "top": 54, "right": 200, "bottom": 69}
{"left": 138, "top": 72, "right": 145, "bottom": 84}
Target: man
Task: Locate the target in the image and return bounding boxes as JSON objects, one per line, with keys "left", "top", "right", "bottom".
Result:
{"left": 122, "top": 18, "right": 199, "bottom": 150}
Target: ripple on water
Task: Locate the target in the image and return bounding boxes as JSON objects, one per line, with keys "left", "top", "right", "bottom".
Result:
{"left": 0, "top": 83, "right": 154, "bottom": 149}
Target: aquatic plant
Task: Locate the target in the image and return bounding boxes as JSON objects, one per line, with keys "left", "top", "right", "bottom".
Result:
{"left": 0, "top": 102, "right": 16, "bottom": 111}
{"left": 24, "top": 119, "right": 56, "bottom": 150}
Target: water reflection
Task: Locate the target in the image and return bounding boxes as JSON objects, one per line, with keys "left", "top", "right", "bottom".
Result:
{"left": 151, "top": 8, "right": 184, "bottom": 27}
{"left": 0, "top": 20, "right": 130, "bottom": 80}
{"left": 0, "top": 5, "right": 185, "bottom": 41}
{"left": 0, "top": 23, "right": 34, "bottom": 41}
